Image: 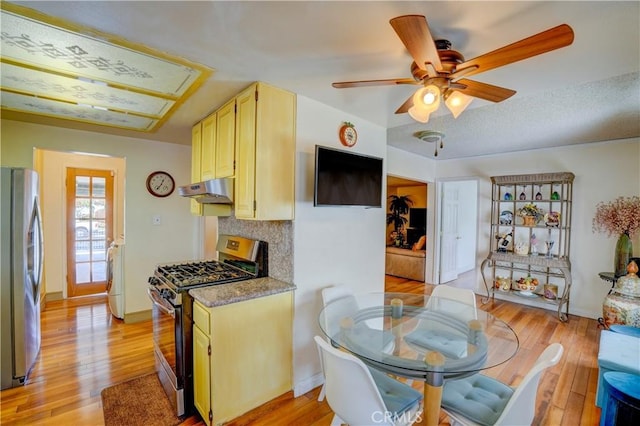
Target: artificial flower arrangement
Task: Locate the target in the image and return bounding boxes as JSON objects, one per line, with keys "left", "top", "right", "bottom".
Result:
{"left": 592, "top": 196, "right": 640, "bottom": 238}
{"left": 517, "top": 203, "right": 544, "bottom": 223}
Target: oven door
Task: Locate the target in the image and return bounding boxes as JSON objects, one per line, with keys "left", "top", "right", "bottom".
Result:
{"left": 148, "top": 287, "right": 184, "bottom": 416}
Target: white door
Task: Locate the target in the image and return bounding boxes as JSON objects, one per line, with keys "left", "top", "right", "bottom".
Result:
{"left": 439, "top": 183, "right": 460, "bottom": 283}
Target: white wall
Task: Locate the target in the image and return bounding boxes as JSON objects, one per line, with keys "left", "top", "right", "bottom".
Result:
{"left": 292, "top": 96, "right": 388, "bottom": 394}
{"left": 1, "top": 120, "right": 201, "bottom": 316}
{"left": 435, "top": 139, "right": 640, "bottom": 319}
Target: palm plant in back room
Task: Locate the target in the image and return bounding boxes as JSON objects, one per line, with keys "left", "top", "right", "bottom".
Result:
{"left": 387, "top": 195, "right": 413, "bottom": 247}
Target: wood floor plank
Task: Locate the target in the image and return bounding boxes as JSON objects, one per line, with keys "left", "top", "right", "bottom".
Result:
{"left": 0, "top": 277, "right": 602, "bottom": 425}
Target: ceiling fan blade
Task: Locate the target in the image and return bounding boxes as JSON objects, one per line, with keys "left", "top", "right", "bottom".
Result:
{"left": 455, "top": 79, "right": 516, "bottom": 102}
{"left": 394, "top": 93, "right": 414, "bottom": 114}
{"left": 390, "top": 15, "right": 443, "bottom": 76}
{"left": 452, "top": 24, "right": 574, "bottom": 79}
{"left": 332, "top": 78, "right": 417, "bottom": 88}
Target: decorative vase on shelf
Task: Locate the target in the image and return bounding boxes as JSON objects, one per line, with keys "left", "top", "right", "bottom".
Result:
{"left": 614, "top": 232, "right": 633, "bottom": 277}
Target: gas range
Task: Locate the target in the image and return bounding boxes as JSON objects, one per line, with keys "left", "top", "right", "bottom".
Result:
{"left": 149, "top": 260, "right": 253, "bottom": 304}
{"left": 147, "top": 234, "right": 267, "bottom": 417}
{"left": 148, "top": 234, "right": 268, "bottom": 306}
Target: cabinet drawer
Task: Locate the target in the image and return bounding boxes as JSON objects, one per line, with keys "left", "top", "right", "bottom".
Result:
{"left": 193, "top": 301, "right": 210, "bottom": 334}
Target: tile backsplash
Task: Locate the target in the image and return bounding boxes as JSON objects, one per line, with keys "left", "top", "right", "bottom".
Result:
{"left": 219, "top": 215, "right": 293, "bottom": 283}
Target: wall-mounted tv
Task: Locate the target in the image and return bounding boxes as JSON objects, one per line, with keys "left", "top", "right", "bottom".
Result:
{"left": 314, "top": 145, "right": 383, "bottom": 207}
{"left": 409, "top": 208, "right": 427, "bottom": 229}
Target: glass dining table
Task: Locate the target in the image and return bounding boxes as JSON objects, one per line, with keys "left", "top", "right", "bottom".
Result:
{"left": 318, "top": 292, "right": 519, "bottom": 426}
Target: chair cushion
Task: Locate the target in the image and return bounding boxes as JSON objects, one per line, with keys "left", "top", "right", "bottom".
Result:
{"left": 369, "top": 368, "right": 422, "bottom": 416}
{"left": 404, "top": 329, "right": 468, "bottom": 359}
{"left": 598, "top": 331, "right": 640, "bottom": 372}
{"left": 351, "top": 324, "right": 395, "bottom": 351}
{"left": 609, "top": 325, "right": 640, "bottom": 338}
{"left": 596, "top": 330, "right": 640, "bottom": 406}
{"left": 442, "top": 374, "right": 514, "bottom": 426}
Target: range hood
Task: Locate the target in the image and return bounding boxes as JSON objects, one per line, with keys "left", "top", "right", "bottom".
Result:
{"left": 178, "top": 178, "right": 233, "bottom": 204}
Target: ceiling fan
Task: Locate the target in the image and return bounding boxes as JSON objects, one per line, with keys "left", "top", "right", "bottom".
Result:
{"left": 332, "top": 15, "right": 574, "bottom": 123}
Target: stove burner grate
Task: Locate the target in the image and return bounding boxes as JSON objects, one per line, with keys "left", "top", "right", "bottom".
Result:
{"left": 155, "top": 260, "right": 254, "bottom": 288}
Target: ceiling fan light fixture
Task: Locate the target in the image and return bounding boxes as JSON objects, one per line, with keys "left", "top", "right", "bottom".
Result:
{"left": 408, "top": 105, "right": 431, "bottom": 123}
{"left": 445, "top": 91, "right": 474, "bottom": 119}
{"left": 413, "top": 85, "right": 440, "bottom": 110}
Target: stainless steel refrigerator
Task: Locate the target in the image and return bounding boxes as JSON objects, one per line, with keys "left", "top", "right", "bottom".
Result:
{"left": 1, "top": 167, "right": 44, "bottom": 390}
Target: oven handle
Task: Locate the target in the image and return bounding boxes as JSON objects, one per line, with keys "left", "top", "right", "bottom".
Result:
{"left": 147, "top": 288, "right": 176, "bottom": 318}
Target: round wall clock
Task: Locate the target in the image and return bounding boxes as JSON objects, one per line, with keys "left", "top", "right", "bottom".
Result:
{"left": 146, "top": 171, "right": 175, "bottom": 197}
{"left": 339, "top": 122, "right": 358, "bottom": 147}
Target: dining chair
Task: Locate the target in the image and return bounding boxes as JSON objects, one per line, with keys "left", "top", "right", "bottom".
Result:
{"left": 314, "top": 335, "right": 423, "bottom": 426}
{"left": 427, "top": 284, "right": 478, "bottom": 321}
{"left": 441, "top": 342, "right": 564, "bottom": 426}
{"left": 318, "top": 285, "right": 395, "bottom": 401}
{"left": 404, "top": 285, "right": 478, "bottom": 359}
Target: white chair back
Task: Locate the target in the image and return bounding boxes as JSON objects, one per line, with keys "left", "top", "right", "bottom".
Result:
{"left": 495, "top": 342, "right": 564, "bottom": 425}
{"left": 427, "top": 284, "right": 478, "bottom": 322}
{"left": 321, "top": 285, "right": 359, "bottom": 340}
{"left": 314, "top": 335, "right": 421, "bottom": 426}
{"left": 315, "top": 335, "right": 389, "bottom": 424}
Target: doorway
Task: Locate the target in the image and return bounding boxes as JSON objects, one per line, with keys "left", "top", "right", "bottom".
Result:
{"left": 435, "top": 179, "right": 479, "bottom": 286}
{"left": 385, "top": 175, "right": 429, "bottom": 281}
{"left": 65, "top": 168, "right": 114, "bottom": 297}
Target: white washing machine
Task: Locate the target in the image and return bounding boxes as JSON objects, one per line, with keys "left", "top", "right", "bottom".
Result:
{"left": 106, "top": 239, "right": 125, "bottom": 319}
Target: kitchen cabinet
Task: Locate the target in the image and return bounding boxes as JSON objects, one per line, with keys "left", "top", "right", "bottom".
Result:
{"left": 190, "top": 117, "right": 231, "bottom": 217}
{"left": 200, "top": 112, "right": 217, "bottom": 180}
{"left": 190, "top": 122, "right": 203, "bottom": 215}
{"left": 234, "top": 82, "right": 296, "bottom": 220}
{"left": 480, "top": 172, "right": 574, "bottom": 321}
{"left": 215, "top": 99, "right": 236, "bottom": 178}
{"left": 192, "top": 291, "right": 293, "bottom": 425}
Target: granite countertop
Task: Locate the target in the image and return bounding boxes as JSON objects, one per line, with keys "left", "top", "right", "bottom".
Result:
{"left": 189, "top": 277, "right": 296, "bottom": 308}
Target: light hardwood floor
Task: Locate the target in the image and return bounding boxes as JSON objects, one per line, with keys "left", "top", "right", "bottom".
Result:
{"left": 0, "top": 276, "right": 602, "bottom": 425}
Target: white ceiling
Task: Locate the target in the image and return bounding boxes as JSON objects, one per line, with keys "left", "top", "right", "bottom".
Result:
{"left": 5, "top": 1, "right": 640, "bottom": 160}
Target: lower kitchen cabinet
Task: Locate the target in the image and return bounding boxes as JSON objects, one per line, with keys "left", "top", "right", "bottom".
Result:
{"left": 192, "top": 291, "right": 293, "bottom": 425}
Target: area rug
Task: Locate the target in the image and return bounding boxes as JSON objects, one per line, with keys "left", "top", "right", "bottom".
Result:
{"left": 101, "top": 373, "right": 182, "bottom": 426}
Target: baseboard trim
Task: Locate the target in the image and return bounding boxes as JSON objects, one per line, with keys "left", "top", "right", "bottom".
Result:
{"left": 124, "top": 309, "right": 151, "bottom": 324}
{"left": 293, "top": 372, "right": 324, "bottom": 397}
{"left": 45, "top": 291, "right": 63, "bottom": 302}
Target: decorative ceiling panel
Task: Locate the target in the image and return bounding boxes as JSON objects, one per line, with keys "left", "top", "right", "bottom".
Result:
{"left": 1, "top": 91, "right": 158, "bottom": 131}
{"left": 1, "top": 63, "right": 175, "bottom": 117}
{"left": 0, "top": 3, "right": 213, "bottom": 133}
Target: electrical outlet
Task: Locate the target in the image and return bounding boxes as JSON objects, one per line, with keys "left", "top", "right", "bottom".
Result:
{"left": 152, "top": 215, "right": 161, "bottom": 225}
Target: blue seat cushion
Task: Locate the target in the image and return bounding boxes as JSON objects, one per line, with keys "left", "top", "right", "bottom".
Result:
{"left": 597, "top": 330, "right": 640, "bottom": 407}
{"left": 442, "top": 374, "right": 514, "bottom": 426}
{"left": 609, "top": 325, "right": 640, "bottom": 338}
{"left": 405, "top": 329, "right": 468, "bottom": 359}
{"left": 598, "top": 331, "right": 640, "bottom": 371}
{"left": 369, "top": 368, "right": 422, "bottom": 416}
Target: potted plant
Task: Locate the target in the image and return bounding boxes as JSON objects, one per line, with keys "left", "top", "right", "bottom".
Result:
{"left": 517, "top": 203, "right": 544, "bottom": 226}
{"left": 592, "top": 196, "right": 640, "bottom": 276}
{"left": 387, "top": 195, "right": 413, "bottom": 246}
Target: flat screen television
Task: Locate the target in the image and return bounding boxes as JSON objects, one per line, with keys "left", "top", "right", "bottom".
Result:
{"left": 314, "top": 145, "right": 383, "bottom": 207}
{"left": 409, "top": 208, "right": 427, "bottom": 229}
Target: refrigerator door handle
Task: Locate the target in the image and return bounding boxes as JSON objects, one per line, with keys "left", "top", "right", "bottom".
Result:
{"left": 27, "top": 199, "right": 44, "bottom": 303}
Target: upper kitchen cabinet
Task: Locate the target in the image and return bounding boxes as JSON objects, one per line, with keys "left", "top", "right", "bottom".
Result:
{"left": 191, "top": 116, "right": 231, "bottom": 217}
{"left": 190, "top": 122, "right": 203, "bottom": 215}
{"left": 234, "top": 82, "right": 296, "bottom": 220}
{"left": 215, "top": 99, "right": 236, "bottom": 178}
{"left": 200, "top": 112, "right": 217, "bottom": 181}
